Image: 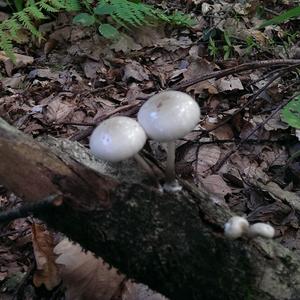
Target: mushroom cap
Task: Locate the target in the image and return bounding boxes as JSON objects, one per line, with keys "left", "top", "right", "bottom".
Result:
{"left": 137, "top": 91, "right": 200, "bottom": 142}
{"left": 224, "top": 216, "right": 249, "bottom": 239}
{"left": 248, "top": 223, "right": 275, "bottom": 239}
{"left": 89, "top": 116, "right": 147, "bottom": 162}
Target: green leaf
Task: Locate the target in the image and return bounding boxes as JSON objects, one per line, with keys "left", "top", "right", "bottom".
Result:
{"left": 224, "top": 31, "right": 231, "bottom": 46}
{"left": 281, "top": 95, "right": 300, "bottom": 129}
{"left": 98, "top": 23, "right": 119, "bottom": 39}
{"left": 73, "top": 13, "right": 95, "bottom": 26}
{"left": 94, "top": 3, "right": 115, "bottom": 15}
{"left": 260, "top": 6, "right": 300, "bottom": 28}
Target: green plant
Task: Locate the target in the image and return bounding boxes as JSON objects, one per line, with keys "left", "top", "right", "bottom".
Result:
{"left": 223, "top": 31, "right": 233, "bottom": 60}
{"left": 245, "top": 36, "right": 260, "bottom": 54}
{"left": 208, "top": 37, "right": 218, "bottom": 60}
{"left": 281, "top": 95, "right": 300, "bottom": 129}
{"left": 260, "top": 6, "right": 300, "bottom": 28}
{"left": 73, "top": 0, "right": 196, "bottom": 39}
{"left": 0, "top": 0, "right": 78, "bottom": 61}
{"left": 0, "top": 0, "right": 195, "bottom": 61}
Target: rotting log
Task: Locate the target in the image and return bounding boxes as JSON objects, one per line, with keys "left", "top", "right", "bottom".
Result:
{"left": 1, "top": 117, "right": 300, "bottom": 300}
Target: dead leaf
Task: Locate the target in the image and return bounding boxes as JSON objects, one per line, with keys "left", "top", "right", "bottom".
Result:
{"left": 32, "top": 223, "right": 61, "bottom": 290}
{"left": 82, "top": 59, "right": 105, "bottom": 79}
{"left": 202, "top": 175, "right": 232, "bottom": 198}
{"left": 28, "top": 68, "right": 59, "bottom": 81}
{"left": 183, "top": 59, "right": 218, "bottom": 95}
{"left": 54, "top": 238, "right": 126, "bottom": 300}
{"left": 54, "top": 239, "right": 167, "bottom": 300}
{"left": 1, "top": 73, "right": 25, "bottom": 89}
{"left": 252, "top": 112, "right": 289, "bottom": 131}
{"left": 184, "top": 144, "right": 221, "bottom": 176}
{"left": 257, "top": 181, "right": 300, "bottom": 212}
{"left": 216, "top": 76, "right": 244, "bottom": 92}
{"left": 110, "top": 34, "right": 142, "bottom": 53}
{"left": 132, "top": 26, "right": 166, "bottom": 47}
{"left": 123, "top": 61, "right": 149, "bottom": 82}
{"left": 45, "top": 98, "right": 74, "bottom": 123}
{"left": 0, "top": 51, "right": 34, "bottom": 76}
{"left": 202, "top": 117, "right": 234, "bottom": 140}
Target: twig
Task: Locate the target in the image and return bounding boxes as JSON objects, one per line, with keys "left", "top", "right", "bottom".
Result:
{"left": 211, "top": 93, "right": 300, "bottom": 173}
{"left": 181, "top": 138, "right": 286, "bottom": 145}
{"left": 70, "top": 101, "right": 141, "bottom": 141}
{"left": 264, "top": 8, "right": 280, "bottom": 16}
{"left": 0, "top": 194, "right": 62, "bottom": 223}
{"left": 202, "top": 64, "right": 300, "bottom": 136}
{"left": 171, "top": 59, "right": 300, "bottom": 90}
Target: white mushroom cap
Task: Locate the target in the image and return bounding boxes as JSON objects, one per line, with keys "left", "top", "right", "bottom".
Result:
{"left": 137, "top": 91, "right": 200, "bottom": 142}
{"left": 224, "top": 216, "right": 249, "bottom": 240}
{"left": 247, "top": 223, "right": 275, "bottom": 239}
{"left": 89, "top": 116, "right": 146, "bottom": 162}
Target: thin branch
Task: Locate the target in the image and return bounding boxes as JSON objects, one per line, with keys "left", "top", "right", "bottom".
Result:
{"left": 199, "top": 64, "right": 300, "bottom": 136}
{"left": 171, "top": 59, "right": 300, "bottom": 90}
{"left": 70, "top": 101, "right": 140, "bottom": 141}
{"left": 211, "top": 93, "right": 300, "bottom": 173}
{"left": 0, "top": 194, "right": 62, "bottom": 223}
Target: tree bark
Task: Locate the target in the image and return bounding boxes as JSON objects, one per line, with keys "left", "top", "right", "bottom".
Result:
{"left": 1, "top": 117, "right": 300, "bottom": 300}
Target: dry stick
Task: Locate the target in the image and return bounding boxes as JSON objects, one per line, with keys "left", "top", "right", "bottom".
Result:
{"left": 212, "top": 93, "right": 300, "bottom": 173}
{"left": 245, "top": 66, "right": 289, "bottom": 89}
{"left": 70, "top": 101, "right": 140, "bottom": 141}
{"left": 193, "top": 64, "right": 300, "bottom": 174}
{"left": 200, "top": 63, "right": 300, "bottom": 136}
{"left": 0, "top": 194, "right": 61, "bottom": 223}
{"left": 171, "top": 59, "right": 300, "bottom": 90}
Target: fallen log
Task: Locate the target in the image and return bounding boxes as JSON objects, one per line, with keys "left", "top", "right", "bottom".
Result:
{"left": 0, "top": 117, "right": 300, "bottom": 300}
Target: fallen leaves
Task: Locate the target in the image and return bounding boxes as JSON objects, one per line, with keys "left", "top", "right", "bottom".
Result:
{"left": 0, "top": 51, "right": 34, "bottom": 76}
{"left": 1, "top": 1, "right": 300, "bottom": 298}
{"left": 32, "top": 223, "right": 61, "bottom": 290}
{"left": 54, "top": 238, "right": 167, "bottom": 300}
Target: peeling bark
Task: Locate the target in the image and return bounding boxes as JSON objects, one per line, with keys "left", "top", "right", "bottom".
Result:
{"left": 1, "top": 118, "right": 300, "bottom": 300}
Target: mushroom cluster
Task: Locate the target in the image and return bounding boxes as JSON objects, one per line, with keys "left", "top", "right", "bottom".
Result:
{"left": 89, "top": 90, "right": 201, "bottom": 192}
{"left": 224, "top": 216, "right": 275, "bottom": 240}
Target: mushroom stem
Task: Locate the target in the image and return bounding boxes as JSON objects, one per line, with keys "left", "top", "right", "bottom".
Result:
{"left": 165, "top": 141, "right": 176, "bottom": 183}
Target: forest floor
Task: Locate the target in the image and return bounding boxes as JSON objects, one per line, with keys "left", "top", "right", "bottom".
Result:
{"left": 0, "top": 0, "right": 300, "bottom": 299}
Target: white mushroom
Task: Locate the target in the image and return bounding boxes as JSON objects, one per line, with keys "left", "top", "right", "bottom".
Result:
{"left": 89, "top": 116, "right": 147, "bottom": 162}
{"left": 247, "top": 223, "right": 275, "bottom": 239}
{"left": 137, "top": 90, "right": 200, "bottom": 191}
{"left": 224, "top": 216, "right": 249, "bottom": 240}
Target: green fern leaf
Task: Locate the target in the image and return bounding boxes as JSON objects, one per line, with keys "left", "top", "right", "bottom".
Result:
{"left": 64, "top": 0, "right": 81, "bottom": 11}
{"left": 49, "top": 0, "right": 66, "bottom": 9}
{"left": 16, "top": 11, "right": 42, "bottom": 38}
{"left": 112, "top": 0, "right": 155, "bottom": 26}
{"left": 38, "top": 1, "right": 60, "bottom": 13}
{"left": 26, "top": 5, "right": 46, "bottom": 19}
{"left": 8, "top": 19, "right": 23, "bottom": 41}
{"left": 0, "top": 30, "right": 15, "bottom": 62}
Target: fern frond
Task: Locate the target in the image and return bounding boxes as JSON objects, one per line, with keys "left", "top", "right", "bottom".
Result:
{"left": 0, "top": 29, "right": 15, "bottom": 62}
{"left": 16, "top": 11, "right": 42, "bottom": 38}
{"left": 26, "top": 5, "right": 46, "bottom": 20}
{"left": 98, "top": 0, "right": 157, "bottom": 27}
{"left": 8, "top": 19, "right": 23, "bottom": 41}
{"left": 49, "top": 0, "right": 66, "bottom": 9}
{"left": 38, "top": 0, "right": 60, "bottom": 13}
{"left": 64, "top": 0, "right": 81, "bottom": 11}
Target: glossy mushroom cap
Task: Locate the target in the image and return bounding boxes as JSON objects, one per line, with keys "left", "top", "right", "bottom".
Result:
{"left": 248, "top": 223, "right": 275, "bottom": 239}
{"left": 224, "top": 216, "right": 249, "bottom": 240}
{"left": 137, "top": 91, "right": 200, "bottom": 142}
{"left": 89, "top": 116, "right": 147, "bottom": 162}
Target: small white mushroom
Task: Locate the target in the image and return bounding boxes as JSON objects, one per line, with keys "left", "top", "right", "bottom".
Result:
{"left": 224, "top": 216, "right": 249, "bottom": 240}
{"left": 137, "top": 90, "right": 200, "bottom": 191}
{"left": 247, "top": 223, "right": 275, "bottom": 239}
{"left": 89, "top": 116, "right": 147, "bottom": 162}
